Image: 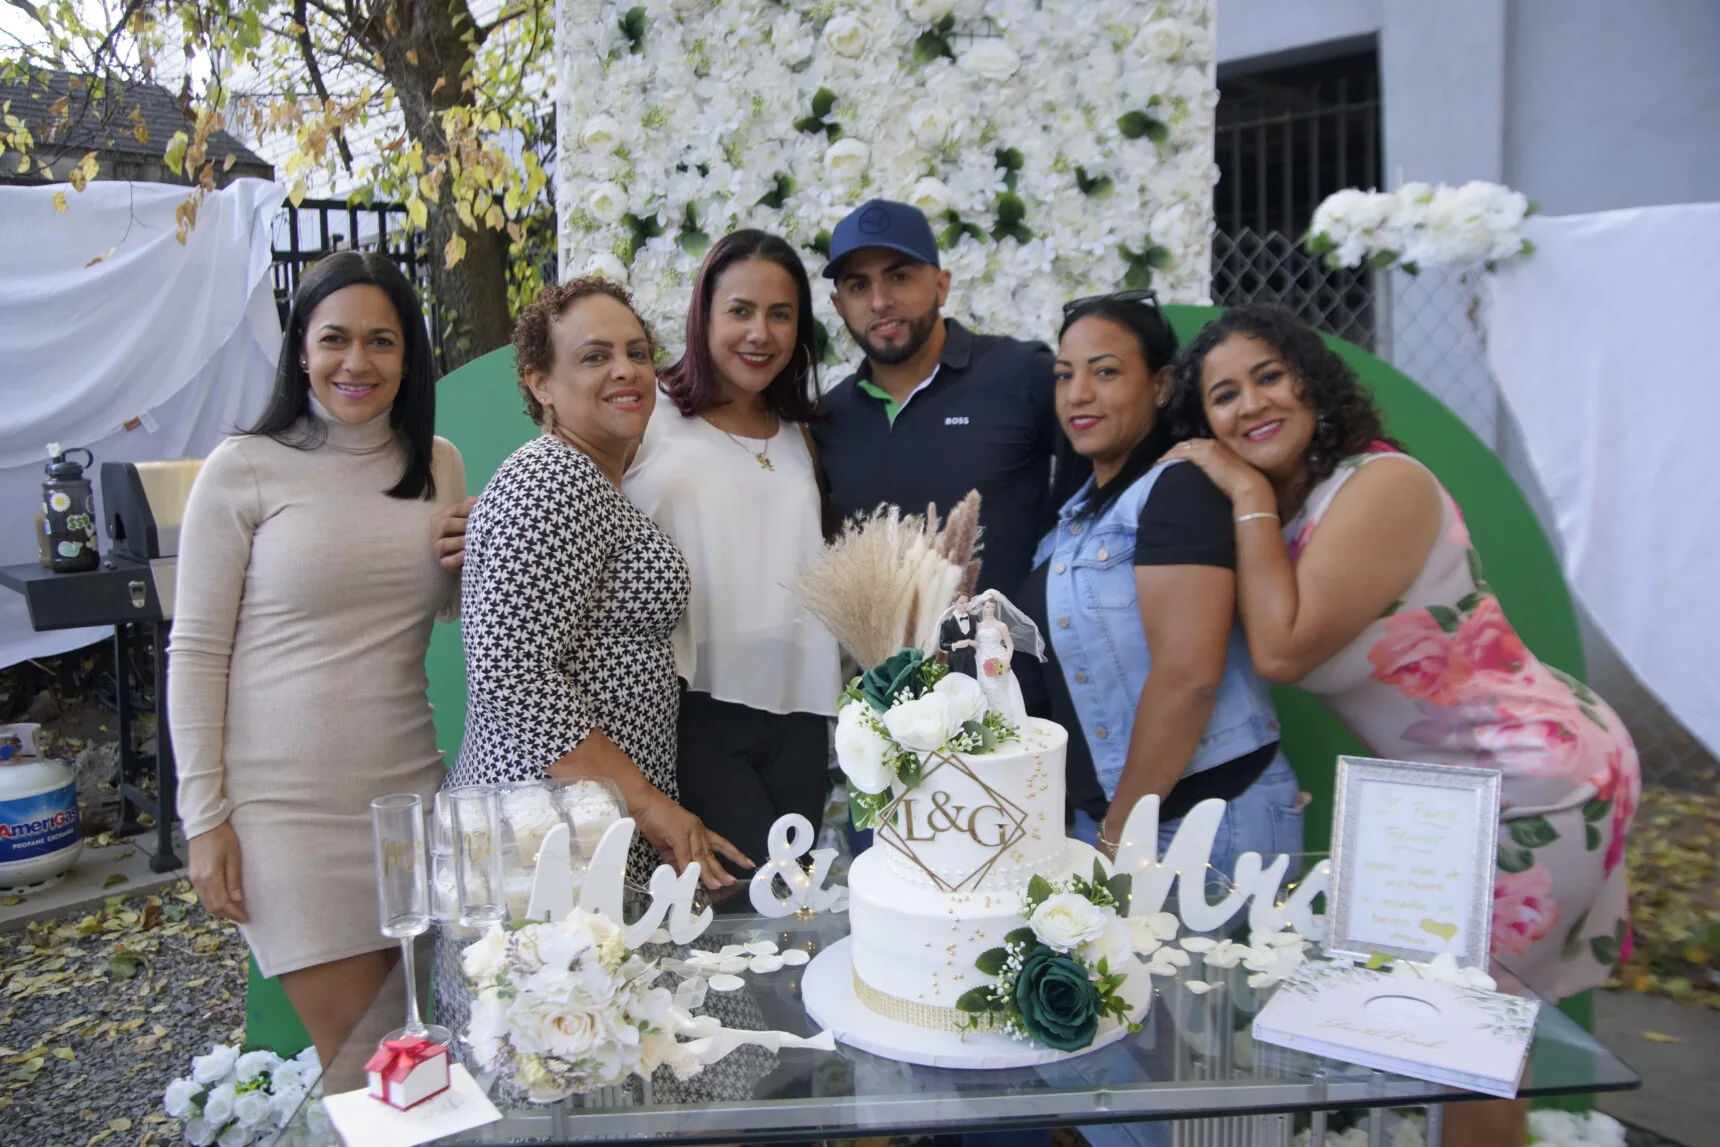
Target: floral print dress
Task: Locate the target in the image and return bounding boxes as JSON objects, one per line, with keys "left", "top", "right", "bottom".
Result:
{"left": 1285, "top": 447, "right": 1640, "bottom": 1001}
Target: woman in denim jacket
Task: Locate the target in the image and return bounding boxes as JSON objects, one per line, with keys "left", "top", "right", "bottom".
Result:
{"left": 1021, "top": 293, "right": 1305, "bottom": 884}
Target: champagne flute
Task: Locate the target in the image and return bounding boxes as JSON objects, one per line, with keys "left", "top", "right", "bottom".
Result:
{"left": 446, "top": 786, "right": 507, "bottom": 929}
{"left": 370, "top": 793, "right": 452, "bottom": 1047}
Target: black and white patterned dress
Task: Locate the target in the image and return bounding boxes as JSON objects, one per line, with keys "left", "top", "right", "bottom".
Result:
{"left": 451, "top": 434, "right": 690, "bottom": 883}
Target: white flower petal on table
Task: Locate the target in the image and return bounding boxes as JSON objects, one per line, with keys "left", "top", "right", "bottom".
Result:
{"left": 1146, "top": 961, "right": 1180, "bottom": 978}
{"left": 708, "top": 974, "right": 747, "bottom": 992}
{"left": 719, "top": 945, "right": 745, "bottom": 957}
{"left": 718, "top": 957, "right": 751, "bottom": 974}
{"left": 1247, "top": 972, "right": 1281, "bottom": 990}
{"left": 1142, "top": 912, "right": 1181, "bottom": 941}
{"left": 780, "top": 949, "right": 811, "bottom": 967}
{"left": 1180, "top": 936, "right": 1216, "bottom": 953}
{"left": 1161, "top": 947, "right": 1191, "bottom": 967}
{"left": 1183, "top": 981, "right": 1218, "bottom": 995}
{"left": 749, "top": 954, "right": 785, "bottom": 974}
{"left": 745, "top": 941, "right": 779, "bottom": 956}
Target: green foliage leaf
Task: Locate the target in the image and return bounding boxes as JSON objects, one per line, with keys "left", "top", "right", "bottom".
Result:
{"left": 756, "top": 172, "right": 794, "bottom": 210}
{"left": 1116, "top": 110, "right": 1152, "bottom": 140}
{"left": 937, "top": 13, "right": 956, "bottom": 33}
{"left": 1456, "top": 592, "right": 1485, "bottom": 613}
{"left": 1122, "top": 262, "right": 1154, "bottom": 291}
{"left": 1586, "top": 823, "right": 1603, "bottom": 851}
{"left": 619, "top": 5, "right": 648, "bottom": 52}
{"left": 1092, "top": 859, "right": 1108, "bottom": 888}
{"left": 792, "top": 115, "right": 825, "bottom": 135}
{"left": 812, "top": 87, "right": 838, "bottom": 119}
{"left": 824, "top": 122, "right": 844, "bottom": 142}
{"left": 811, "top": 229, "right": 832, "bottom": 258}
{"left": 1004, "top": 927, "right": 1036, "bottom": 948}
{"left": 895, "top": 751, "right": 923, "bottom": 788}
{"left": 1426, "top": 604, "right": 1463, "bottom": 634}
{"left": 956, "top": 986, "right": 996, "bottom": 1013}
{"left": 1106, "top": 873, "right": 1133, "bottom": 909}
{"left": 848, "top": 784, "right": 892, "bottom": 831}
{"left": 975, "top": 947, "right": 1010, "bottom": 976}
{"left": 1507, "top": 816, "right": 1560, "bottom": 850}
{"left": 1590, "top": 933, "right": 1620, "bottom": 967}
{"left": 1306, "top": 231, "right": 1336, "bottom": 256}
{"left": 962, "top": 719, "right": 997, "bottom": 750}
{"left": 1143, "top": 244, "right": 1172, "bottom": 269}
{"left": 995, "top": 191, "right": 1026, "bottom": 226}
{"left": 1074, "top": 166, "right": 1113, "bottom": 196}
{"left": 913, "top": 31, "right": 953, "bottom": 64}
{"left": 1027, "top": 874, "right": 1054, "bottom": 906}
{"left": 1583, "top": 797, "right": 1613, "bottom": 824}
{"left": 1142, "top": 118, "right": 1171, "bottom": 144}
{"left": 679, "top": 230, "right": 709, "bottom": 257}
{"left": 1497, "top": 845, "right": 1535, "bottom": 874}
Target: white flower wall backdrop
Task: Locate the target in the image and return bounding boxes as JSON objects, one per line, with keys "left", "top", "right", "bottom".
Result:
{"left": 555, "top": 0, "right": 1217, "bottom": 358}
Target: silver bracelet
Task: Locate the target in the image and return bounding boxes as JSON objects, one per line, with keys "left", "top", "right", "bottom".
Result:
{"left": 1235, "top": 511, "right": 1280, "bottom": 524}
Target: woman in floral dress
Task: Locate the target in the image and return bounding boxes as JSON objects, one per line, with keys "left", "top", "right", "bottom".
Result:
{"left": 1168, "top": 306, "right": 1639, "bottom": 1142}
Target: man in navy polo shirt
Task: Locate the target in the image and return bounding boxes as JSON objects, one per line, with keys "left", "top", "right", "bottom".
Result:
{"left": 814, "top": 199, "right": 1074, "bottom": 609}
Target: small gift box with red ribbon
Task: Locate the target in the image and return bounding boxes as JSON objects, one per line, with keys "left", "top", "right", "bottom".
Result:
{"left": 364, "top": 1036, "right": 450, "bottom": 1111}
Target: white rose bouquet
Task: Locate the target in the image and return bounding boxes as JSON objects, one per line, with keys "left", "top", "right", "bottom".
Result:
{"left": 161, "top": 1044, "right": 322, "bottom": 1146}
{"left": 1307, "top": 180, "right": 1536, "bottom": 273}
{"left": 462, "top": 909, "right": 834, "bottom": 1100}
{"left": 463, "top": 908, "right": 683, "bottom": 1101}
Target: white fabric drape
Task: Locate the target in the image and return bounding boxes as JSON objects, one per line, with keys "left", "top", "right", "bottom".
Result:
{"left": 0, "top": 179, "right": 284, "bottom": 668}
{"left": 1485, "top": 203, "right": 1720, "bottom": 757}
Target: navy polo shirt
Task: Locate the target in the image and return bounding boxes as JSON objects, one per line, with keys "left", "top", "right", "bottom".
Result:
{"left": 812, "top": 319, "right": 1061, "bottom": 600}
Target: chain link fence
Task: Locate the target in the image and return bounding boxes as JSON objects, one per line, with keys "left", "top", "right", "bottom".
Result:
{"left": 1212, "top": 229, "right": 1717, "bottom": 794}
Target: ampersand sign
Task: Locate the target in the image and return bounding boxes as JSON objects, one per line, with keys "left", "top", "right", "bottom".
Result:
{"left": 748, "top": 814, "right": 849, "bottom": 917}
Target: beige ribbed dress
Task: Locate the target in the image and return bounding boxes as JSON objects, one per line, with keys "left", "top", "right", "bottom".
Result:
{"left": 169, "top": 401, "right": 465, "bottom": 977}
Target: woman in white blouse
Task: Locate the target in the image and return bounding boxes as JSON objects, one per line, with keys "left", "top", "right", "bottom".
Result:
{"left": 626, "top": 229, "right": 841, "bottom": 896}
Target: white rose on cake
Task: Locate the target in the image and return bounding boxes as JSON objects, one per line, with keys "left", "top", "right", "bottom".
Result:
{"left": 1082, "top": 913, "right": 1134, "bottom": 971}
{"left": 1029, "top": 892, "right": 1107, "bottom": 952}
{"left": 882, "top": 693, "right": 959, "bottom": 752}
{"left": 835, "top": 702, "right": 894, "bottom": 794}
{"left": 933, "top": 671, "right": 987, "bottom": 725}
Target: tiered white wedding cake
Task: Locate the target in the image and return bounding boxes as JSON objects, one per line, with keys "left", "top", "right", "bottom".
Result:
{"left": 821, "top": 646, "right": 1148, "bottom": 1060}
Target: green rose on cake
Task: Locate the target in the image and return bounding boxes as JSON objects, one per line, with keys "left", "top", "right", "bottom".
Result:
{"left": 858, "top": 648, "right": 927, "bottom": 712}
{"left": 1015, "top": 947, "right": 1101, "bottom": 1051}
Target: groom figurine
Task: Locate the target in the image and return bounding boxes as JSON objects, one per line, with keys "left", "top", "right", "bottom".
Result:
{"left": 936, "top": 593, "right": 978, "bottom": 678}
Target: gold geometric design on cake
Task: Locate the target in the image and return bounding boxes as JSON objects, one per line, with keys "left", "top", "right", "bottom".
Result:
{"left": 875, "top": 751, "right": 1030, "bottom": 893}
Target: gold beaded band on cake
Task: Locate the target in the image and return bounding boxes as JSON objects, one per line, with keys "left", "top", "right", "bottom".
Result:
{"left": 853, "top": 970, "right": 996, "bottom": 1033}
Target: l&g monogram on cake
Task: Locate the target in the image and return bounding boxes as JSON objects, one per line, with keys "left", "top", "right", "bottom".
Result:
{"left": 895, "top": 789, "right": 1021, "bottom": 849}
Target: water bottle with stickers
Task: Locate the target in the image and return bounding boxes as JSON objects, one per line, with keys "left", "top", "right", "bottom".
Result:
{"left": 42, "top": 444, "right": 99, "bottom": 573}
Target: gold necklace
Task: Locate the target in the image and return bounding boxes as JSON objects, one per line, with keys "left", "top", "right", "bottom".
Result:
{"left": 705, "top": 414, "right": 777, "bottom": 471}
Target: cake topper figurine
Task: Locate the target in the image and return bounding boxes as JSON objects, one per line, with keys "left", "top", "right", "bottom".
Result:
{"left": 967, "top": 589, "right": 1044, "bottom": 727}
{"left": 936, "top": 591, "right": 979, "bottom": 678}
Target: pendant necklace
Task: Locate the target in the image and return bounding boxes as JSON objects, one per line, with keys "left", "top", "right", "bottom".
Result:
{"left": 707, "top": 414, "right": 777, "bottom": 471}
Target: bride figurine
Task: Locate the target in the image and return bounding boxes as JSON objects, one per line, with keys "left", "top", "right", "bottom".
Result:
{"left": 970, "top": 589, "right": 1045, "bottom": 727}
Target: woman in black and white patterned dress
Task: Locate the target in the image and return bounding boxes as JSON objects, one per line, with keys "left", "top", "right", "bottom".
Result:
{"left": 450, "top": 277, "right": 753, "bottom": 888}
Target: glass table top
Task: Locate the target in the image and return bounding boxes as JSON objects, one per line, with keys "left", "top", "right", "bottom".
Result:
{"left": 281, "top": 909, "right": 1638, "bottom": 1145}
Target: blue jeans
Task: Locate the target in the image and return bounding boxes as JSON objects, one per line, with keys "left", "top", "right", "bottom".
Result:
{"left": 1073, "top": 753, "right": 1304, "bottom": 894}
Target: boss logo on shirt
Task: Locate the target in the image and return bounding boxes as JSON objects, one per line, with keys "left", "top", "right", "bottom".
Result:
{"left": 945, "top": 416, "right": 970, "bottom": 426}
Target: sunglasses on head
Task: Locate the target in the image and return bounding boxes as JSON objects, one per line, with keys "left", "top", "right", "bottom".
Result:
{"left": 1061, "top": 288, "right": 1162, "bottom": 320}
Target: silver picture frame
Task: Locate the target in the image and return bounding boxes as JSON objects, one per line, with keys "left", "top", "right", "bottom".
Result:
{"left": 1325, "top": 755, "right": 1501, "bottom": 969}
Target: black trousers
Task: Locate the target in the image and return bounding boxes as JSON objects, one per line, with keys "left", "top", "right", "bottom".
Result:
{"left": 676, "top": 688, "right": 831, "bottom": 889}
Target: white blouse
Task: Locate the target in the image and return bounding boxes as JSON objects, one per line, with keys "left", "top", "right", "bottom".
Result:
{"left": 624, "top": 399, "right": 841, "bottom": 717}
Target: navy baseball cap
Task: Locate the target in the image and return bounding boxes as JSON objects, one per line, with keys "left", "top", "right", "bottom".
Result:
{"left": 823, "top": 199, "right": 941, "bottom": 279}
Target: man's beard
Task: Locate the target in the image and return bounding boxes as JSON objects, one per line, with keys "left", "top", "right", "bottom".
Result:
{"left": 846, "top": 308, "right": 939, "bottom": 365}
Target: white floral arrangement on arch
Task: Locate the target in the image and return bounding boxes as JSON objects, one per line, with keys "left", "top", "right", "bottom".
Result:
{"left": 555, "top": 0, "right": 1218, "bottom": 356}
{"left": 161, "top": 1044, "right": 323, "bottom": 1146}
{"left": 1307, "top": 180, "right": 1536, "bottom": 274}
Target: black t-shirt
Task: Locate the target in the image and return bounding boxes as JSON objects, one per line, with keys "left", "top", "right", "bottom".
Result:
{"left": 1026, "top": 456, "right": 1278, "bottom": 823}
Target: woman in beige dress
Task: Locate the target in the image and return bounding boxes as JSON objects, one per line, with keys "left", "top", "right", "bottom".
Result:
{"left": 170, "top": 252, "right": 468, "bottom": 1067}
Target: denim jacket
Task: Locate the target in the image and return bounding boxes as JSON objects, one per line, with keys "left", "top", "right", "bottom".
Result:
{"left": 1031, "top": 460, "right": 1281, "bottom": 799}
